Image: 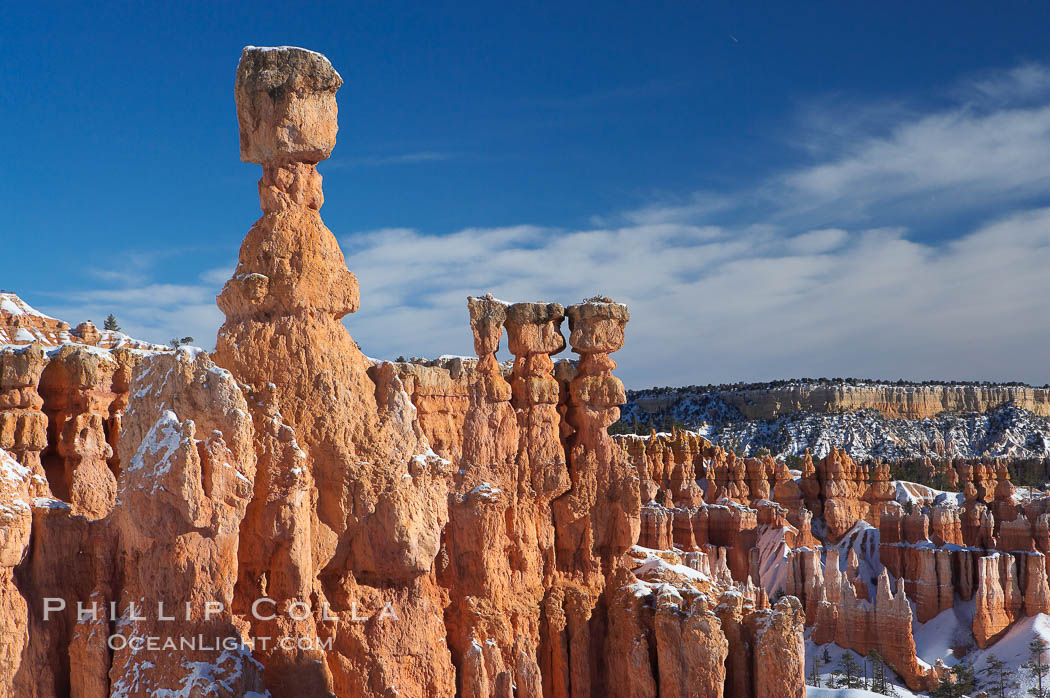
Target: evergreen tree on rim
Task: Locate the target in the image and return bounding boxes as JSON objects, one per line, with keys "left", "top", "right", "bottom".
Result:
{"left": 1026, "top": 638, "right": 1050, "bottom": 698}
{"left": 979, "top": 654, "right": 1019, "bottom": 698}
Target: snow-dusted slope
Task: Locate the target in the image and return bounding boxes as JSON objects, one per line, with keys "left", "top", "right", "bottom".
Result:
{"left": 620, "top": 384, "right": 1050, "bottom": 460}
{"left": 0, "top": 291, "right": 168, "bottom": 352}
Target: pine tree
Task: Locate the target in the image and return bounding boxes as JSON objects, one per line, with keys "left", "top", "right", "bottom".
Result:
{"left": 952, "top": 660, "right": 975, "bottom": 698}
{"left": 808, "top": 655, "right": 823, "bottom": 688}
{"left": 931, "top": 659, "right": 975, "bottom": 698}
{"left": 867, "top": 649, "right": 892, "bottom": 695}
{"left": 980, "top": 654, "right": 1019, "bottom": 698}
{"left": 835, "top": 652, "right": 863, "bottom": 689}
{"left": 103, "top": 314, "right": 121, "bottom": 332}
{"left": 1026, "top": 638, "right": 1050, "bottom": 698}
{"left": 822, "top": 647, "right": 832, "bottom": 666}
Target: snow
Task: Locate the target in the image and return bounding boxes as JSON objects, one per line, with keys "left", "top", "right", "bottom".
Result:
{"left": 0, "top": 293, "right": 168, "bottom": 353}
{"left": 0, "top": 299, "right": 22, "bottom": 315}
{"left": 32, "top": 497, "right": 71, "bottom": 510}
{"left": 127, "top": 411, "right": 186, "bottom": 489}
{"left": 112, "top": 647, "right": 269, "bottom": 698}
{"left": 632, "top": 555, "right": 710, "bottom": 585}
{"left": 1, "top": 451, "right": 31, "bottom": 487}
{"left": 629, "top": 547, "right": 712, "bottom": 594}
{"left": 620, "top": 387, "right": 1050, "bottom": 460}
{"left": 242, "top": 44, "right": 341, "bottom": 80}
{"left": 807, "top": 688, "right": 900, "bottom": 697}
{"left": 805, "top": 637, "right": 921, "bottom": 697}
{"left": 965, "top": 613, "right": 1050, "bottom": 691}
{"left": 832, "top": 520, "right": 883, "bottom": 599}
{"left": 804, "top": 593, "right": 1050, "bottom": 696}
{"left": 57, "top": 343, "right": 119, "bottom": 363}
{"left": 756, "top": 525, "right": 793, "bottom": 595}
{"left": 912, "top": 599, "right": 975, "bottom": 666}
{"left": 0, "top": 293, "right": 55, "bottom": 319}
{"left": 469, "top": 481, "right": 501, "bottom": 500}
{"left": 895, "top": 481, "right": 964, "bottom": 508}
{"left": 411, "top": 449, "right": 451, "bottom": 467}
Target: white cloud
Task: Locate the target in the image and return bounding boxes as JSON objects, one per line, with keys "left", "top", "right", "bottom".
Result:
{"left": 198, "top": 265, "right": 235, "bottom": 286}
{"left": 36, "top": 272, "right": 229, "bottom": 351}
{"left": 36, "top": 63, "right": 1050, "bottom": 388}
{"left": 964, "top": 63, "right": 1050, "bottom": 104}
{"left": 777, "top": 104, "right": 1050, "bottom": 220}
{"left": 342, "top": 207, "right": 1050, "bottom": 388}
{"left": 784, "top": 228, "right": 847, "bottom": 254}
{"left": 329, "top": 151, "right": 458, "bottom": 168}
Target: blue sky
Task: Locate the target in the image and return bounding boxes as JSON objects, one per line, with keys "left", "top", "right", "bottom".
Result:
{"left": 5, "top": 2, "right": 1050, "bottom": 388}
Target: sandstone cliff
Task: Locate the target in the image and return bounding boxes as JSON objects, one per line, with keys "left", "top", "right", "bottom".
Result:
{"left": 621, "top": 382, "right": 1050, "bottom": 460}
{"left": 632, "top": 382, "right": 1050, "bottom": 421}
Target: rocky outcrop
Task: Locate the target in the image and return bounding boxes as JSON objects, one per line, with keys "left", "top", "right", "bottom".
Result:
{"left": 818, "top": 448, "right": 869, "bottom": 543}
{"left": 215, "top": 45, "right": 454, "bottom": 697}
{"left": 551, "top": 300, "right": 639, "bottom": 577}
{"left": 974, "top": 553, "right": 1019, "bottom": 648}
{"left": 38, "top": 345, "right": 126, "bottom": 520}
{"left": 803, "top": 551, "right": 938, "bottom": 692}
{"left": 108, "top": 349, "right": 264, "bottom": 696}
{"left": 618, "top": 428, "right": 708, "bottom": 507}
{"left": 0, "top": 45, "right": 816, "bottom": 698}
{"left": 1, "top": 317, "right": 166, "bottom": 515}
{"left": 612, "top": 548, "right": 805, "bottom": 698}
{"left": 0, "top": 344, "right": 49, "bottom": 491}
{"left": 712, "top": 382, "right": 1050, "bottom": 420}
{"left": 0, "top": 291, "right": 167, "bottom": 351}
{"left": 1025, "top": 552, "right": 1050, "bottom": 616}
{"left": 749, "top": 596, "right": 806, "bottom": 698}
{"left": 0, "top": 447, "right": 34, "bottom": 696}
{"left": 393, "top": 357, "right": 472, "bottom": 463}
{"left": 622, "top": 383, "right": 1050, "bottom": 460}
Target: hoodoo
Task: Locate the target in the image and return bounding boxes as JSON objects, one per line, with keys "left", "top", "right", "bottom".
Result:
{"left": 216, "top": 45, "right": 455, "bottom": 696}
{"left": 0, "top": 46, "right": 813, "bottom": 697}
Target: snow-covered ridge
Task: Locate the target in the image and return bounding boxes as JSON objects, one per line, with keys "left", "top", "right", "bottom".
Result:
{"left": 0, "top": 291, "right": 169, "bottom": 353}
{"left": 628, "top": 381, "right": 1050, "bottom": 420}
{"left": 0, "top": 292, "right": 55, "bottom": 319}
{"left": 620, "top": 382, "right": 1050, "bottom": 460}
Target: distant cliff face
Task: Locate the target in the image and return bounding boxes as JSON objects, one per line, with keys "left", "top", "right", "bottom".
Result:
{"left": 717, "top": 383, "right": 1050, "bottom": 420}
{"left": 622, "top": 382, "right": 1050, "bottom": 460}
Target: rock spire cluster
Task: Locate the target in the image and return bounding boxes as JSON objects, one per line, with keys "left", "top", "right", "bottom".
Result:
{"left": 10, "top": 41, "right": 1050, "bottom": 698}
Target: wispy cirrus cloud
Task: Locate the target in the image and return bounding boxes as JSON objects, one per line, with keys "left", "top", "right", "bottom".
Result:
{"left": 773, "top": 103, "right": 1050, "bottom": 221}
{"left": 37, "top": 267, "right": 232, "bottom": 350}
{"left": 962, "top": 62, "right": 1050, "bottom": 105}
{"left": 329, "top": 151, "right": 459, "bottom": 168}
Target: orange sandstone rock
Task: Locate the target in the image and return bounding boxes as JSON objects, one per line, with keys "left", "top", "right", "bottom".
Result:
{"left": 0, "top": 447, "right": 33, "bottom": 695}
{"left": 215, "top": 45, "right": 455, "bottom": 696}
{"left": 974, "top": 553, "right": 1015, "bottom": 648}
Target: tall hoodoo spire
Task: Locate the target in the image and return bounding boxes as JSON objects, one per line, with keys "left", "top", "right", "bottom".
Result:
{"left": 219, "top": 46, "right": 358, "bottom": 324}
{"left": 215, "top": 46, "right": 455, "bottom": 696}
